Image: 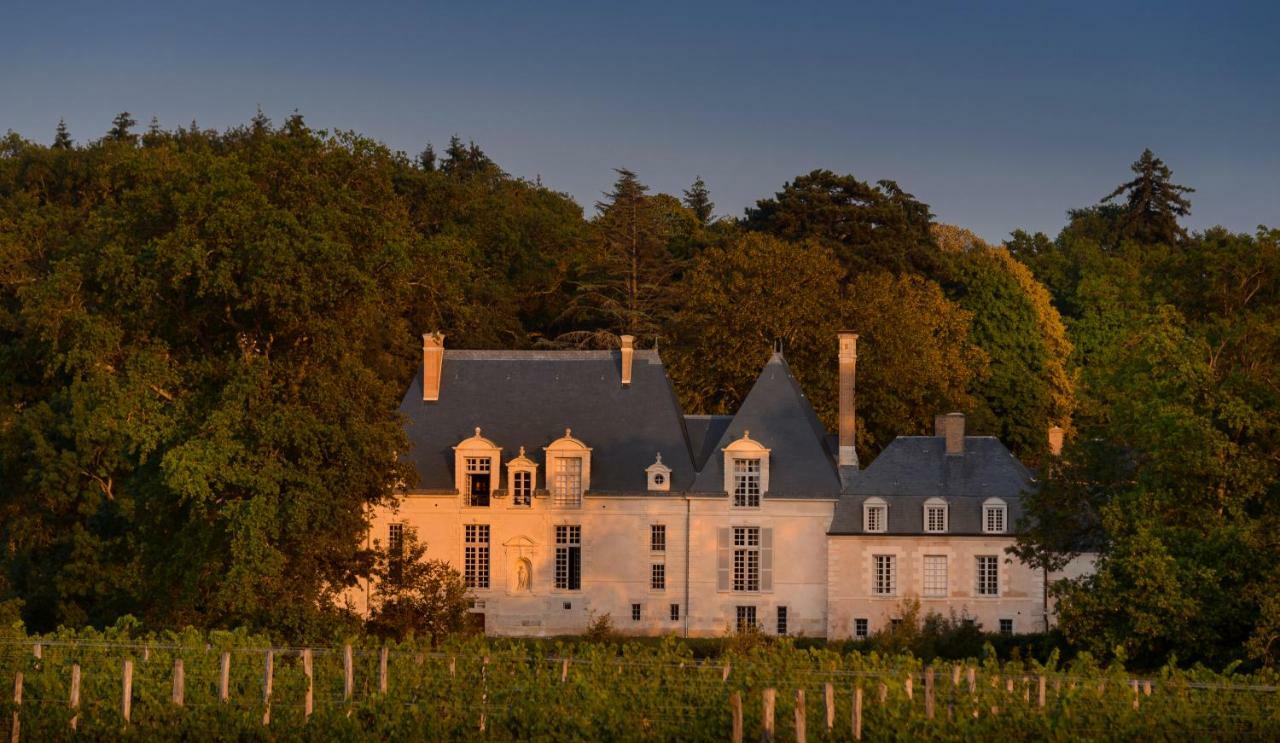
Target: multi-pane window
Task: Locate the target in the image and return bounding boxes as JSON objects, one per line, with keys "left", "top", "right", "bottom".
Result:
{"left": 976, "top": 556, "right": 999, "bottom": 596}
{"left": 670, "top": 603, "right": 680, "bottom": 621}
{"left": 651, "top": 524, "right": 666, "bottom": 552}
{"left": 651, "top": 563, "right": 665, "bottom": 591}
{"left": 864, "top": 501, "right": 887, "bottom": 533}
{"left": 854, "top": 618, "right": 869, "bottom": 639}
{"left": 465, "top": 457, "right": 492, "bottom": 507}
{"left": 732, "top": 527, "right": 761, "bottom": 592}
{"left": 999, "top": 618, "right": 1013, "bottom": 635}
{"left": 923, "top": 555, "right": 948, "bottom": 597}
{"left": 512, "top": 470, "right": 532, "bottom": 506}
{"left": 925, "top": 502, "right": 948, "bottom": 533}
{"left": 735, "top": 605, "right": 757, "bottom": 631}
{"left": 555, "top": 525, "right": 582, "bottom": 590}
{"left": 733, "top": 458, "right": 761, "bottom": 507}
{"left": 464, "top": 525, "right": 490, "bottom": 589}
{"left": 776, "top": 606, "right": 788, "bottom": 636}
{"left": 553, "top": 457, "right": 583, "bottom": 507}
{"left": 631, "top": 603, "right": 641, "bottom": 622}
{"left": 388, "top": 523, "right": 405, "bottom": 555}
{"left": 983, "top": 502, "right": 1007, "bottom": 534}
{"left": 872, "top": 554, "right": 896, "bottom": 596}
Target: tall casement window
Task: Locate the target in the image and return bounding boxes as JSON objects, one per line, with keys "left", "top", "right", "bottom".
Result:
{"left": 650, "top": 524, "right": 666, "bottom": 552}
{"left": 546, "top": 429, "right": 591, "bottom": 508}
{"left": 733, "top": 458, "right": 761, "bottom": 508}
{"left": 651, "top": 563, "right": 665, "bottom": 591}
{"left": 670, "top": 603, "right": 680, "bottom": 621}
{"left": 923, "top": 555, "right": 948, "bottom": 597}
{"left": 465, "top": 458, "right": 492, "bottom": 507}
{"left": 717, "top": 526, "right": 773, "bottom": 592}
{"left": 923, "top": 498, "right": 948, "bottom": 533}
{"left": 388, "top": 523, "right": 405, "bottom": 556}
{"left": 976, "top": 556, "right": 999, "bottom": 596}
{"left": 723, "top": 432, "right": 770, "bottom": 506}
{"left": 555, "top": 525, "right": 582, "bottom": 590}
{"left": 453, "top": 428, "right": 500, "bottom": 507}
{"left": 872, "top": 554, "right": 897, "bottom": 596}
{"left": 735, "top": 605, "right": 757, "bottom": 631}
{"left": 983, "top": 498, "right": 1008, "bottom": 534}
{"left": 863, "top": 497, "right": 888, "bottom": 533}
{"left": 776, "top": 606, "right": 789, "bottom": 636}
{"left": 506, "top": 446, "right": 537, "bottom": 507}
{"left": 464, "top": 525, "right": 490, "bottom": 590}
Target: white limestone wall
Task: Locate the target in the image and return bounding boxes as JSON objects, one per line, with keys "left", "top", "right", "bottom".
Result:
{"left": 825, "top": 536, "right": 1045, "bottom": 639}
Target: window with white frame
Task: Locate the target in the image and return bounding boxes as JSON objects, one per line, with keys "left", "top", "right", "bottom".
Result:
{"left": 651, "top": 563, "right": 665, "bottom": 591}
{"left": 976, "top": 555, "right": 999, "bottom": 596}
{"left": 512, "top": 470, "right": 532, "bottom": 506}
{"left": 464, "top": 524, "right": 490, "bottom": 589}
{"left": 776, "top": 606, "right": 788, "bottom": 636}
{"left": 546, "top": 429, "right": 591, "bottom": 507}
{"left": 854, "top": 618, "right": 869, "bottom": 638}
{"left": 555, "top": 525, "right": 582, "bottom": 590}
{"left": 924, "top": 498, "right": 948, "bottom": 533}
{"left": 864, "top": 498, "right": 887, "bottom": 533}
{"left": 999, "top": 618, "right": 1013, "bottom": 635}
{"left": 923, "top": 555, "right": 948, "bottom": 598}
{"left": 631, "top": 603, "right": 641, "bottom": 621}
{"left": 872, "top": 554, "right": 896, "bottom": 596}
{"left": 465, "top": 457, "right": 492, "bottom": 507}
{"left": 983, "top": 498, "right": 1007, "bottom": 534}
{"left": 735, "top": 605, "right": 757, "bottom": 631}
{"left": 670, "top": 603, "right": 680, "bottom": 621}
{"left": 553, "top": 457, "right": 583, "bottom": 507}
{"left": 733, "top": 458, "right": 761, "bottom": 507}
{"left": 651, "top": 524, "right": 666, "bottom": 552}
{"left": 732, "top": 527, "right": 761, "bottom": 592}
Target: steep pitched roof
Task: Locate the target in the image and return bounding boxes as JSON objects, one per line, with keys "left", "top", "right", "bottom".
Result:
{"left": 398, "top": 349, "right": 697, "bottom": 493}
{"left": 684, "top": 415, "right": 733, "bottom": 470}
{"left": 829, "top": 436, "right": 1034, "bottom": 534}
{"left": 689, "top": 353, "right": 842, "bottom": 499}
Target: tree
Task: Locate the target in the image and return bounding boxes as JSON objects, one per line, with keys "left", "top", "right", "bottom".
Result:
{"left": 366, "top": 530, "right": 469, "bottom": 642}
{"left": 106, "top": 111, "right": 137, "bottom": 143}
{"left": 682, "top": 175, "right": 715, "bottom": 225}
{"left": 52, "top": 119, "right": 72, "bottom": 149}
{"left": 1101, "top": 149, "right": 1194, "bottom": 245}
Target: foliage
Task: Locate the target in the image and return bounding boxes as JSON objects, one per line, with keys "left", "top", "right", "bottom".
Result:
{"left": 682, "top": 175, "right": 715, "bottom": 225}
{"left": 584, "top": 612, "right": 616, "bottom": 642}
{"left": 366, "top": 531, "right": 469, "bottom": 643}
{"left": 1101, "top": 149, "right": 1195, "bottom": 245}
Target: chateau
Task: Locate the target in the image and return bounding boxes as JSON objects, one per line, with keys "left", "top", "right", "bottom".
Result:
{"left": 353, "top": 332, "right": 1090, "bottom": 638}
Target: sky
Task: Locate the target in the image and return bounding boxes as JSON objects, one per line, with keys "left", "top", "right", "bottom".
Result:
{"left": 2, "top": 0, "right": 1277, "bottom": 242}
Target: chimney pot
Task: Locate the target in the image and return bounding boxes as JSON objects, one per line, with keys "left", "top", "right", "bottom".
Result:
{"left": 422, "top": 332, "right": 445, "bottom": 402}
{"left": 837, "top": 331, "right": 859, "bottom": 468}
{"left": 943, "top": 412, "right": 965, "bottom": 456}
{"left": 1048, "top": 425, "right": 1064, "bottom": 456}
{"left": 620, "top": 335, "right": 635, "bottom": 386}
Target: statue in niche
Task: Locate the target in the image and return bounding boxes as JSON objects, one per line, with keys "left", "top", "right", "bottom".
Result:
{"left": 515, "top": 558, "right": 531, "bottom": 592}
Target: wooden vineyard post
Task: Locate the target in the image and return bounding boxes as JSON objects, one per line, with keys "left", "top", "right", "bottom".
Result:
{"left": 263, "top": 651, "right": 274, "bottom": 726}
{"left": 69, "top": 664, "right": 81, "bottom": 732}
{"left": 1143, "top": 680, "right": 1152, "bottom": 696}
{"left": 561, "top": 658, "right": 569, "bottom": 683}
{"left": 122, "top": 659, "right": 134, "bottom": 724}
{"left": 877, "top": 682, "right": 887, "bottom": 705}
{"left": 952, "top": 664, "right": 960, "bottom": 687}
{"left": 1131, "top": 680, "right": 1140, "bottom": 710}
{"left": 303, "top": 649, "right": 314, "bottom": 719}
{"left": 905, "top": 674, "right": 913, "bottom": 701}
{"left": 343, "top": 645, "right": 354, "bottom": 702}
{"left": 479, "top": 655, "right": 489, "bottom": 733}
{"left": 730, "top": 692, "right": 743, "bottom": 743}
{"left": 219, "top": 651, "right": 231, "bottom": 702}
{"left": 449, "top": 656, "right": 456, "bottom": 678}
{"left": 172, "top": 659, "right": 185, "bottom": 706}
{"left": 925, "top": 667, "right": 936, "bottom": 720}
{"left": 1038, "top": 676, "right": 1046, "bottom": 709}
{"left": 967, "top": 667, "right": 976, "bottom": 695}
{"left": 722, "top": 663, "right": 731, "bottom": 682}
{"left": 762, "top": 688, "right": 776, "bottom": 742}
{"left": 824, "top": 682, "right": 835, "bottom": 733}
{"left": 852, "top": 687, "right": 863, "bottom": 741}
{"left": 11, "top": 671, "right": 22, "bottom": 743}
{"left": 379, "top": 647, "right": 389, "bottom": 695}
{"left": 794, "top": 688, "right": 806, "bottom": 743}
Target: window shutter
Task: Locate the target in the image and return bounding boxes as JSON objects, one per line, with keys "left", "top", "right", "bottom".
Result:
{"left": 760, "top": 528, "right": 774, "bottom": 592}
{"left": 717, "top": 528, "right": 731, "bottom": 591}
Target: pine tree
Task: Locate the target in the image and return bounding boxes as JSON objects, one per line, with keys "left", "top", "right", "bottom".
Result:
{"left": 418, "top": 144, "right": 437, "bottom": 172}
{"left": 682, "top": 175, "right": 715, "bottom": 225}
{"left": 107, "top": 112, "right": 137, "bottom": 142}
{"left": 1102, "top": 149, "right": 1194, "bottom": 244}
{"left": 52, "top": 119, "right": 72, "bottom": 149}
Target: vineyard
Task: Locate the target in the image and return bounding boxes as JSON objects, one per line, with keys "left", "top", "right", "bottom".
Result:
{"left": 2, "top": 627, "right": 1279, "bottom": 741}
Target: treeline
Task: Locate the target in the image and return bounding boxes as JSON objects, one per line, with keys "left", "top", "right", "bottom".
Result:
{"left": 0, "top": 115, "right": 1274, "bottom": 669}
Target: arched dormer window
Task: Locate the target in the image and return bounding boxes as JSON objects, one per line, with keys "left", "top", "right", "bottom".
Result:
{"left": 506, "top": 446, "right": 538, "bottom": 507}
{"left": 454, "top": 428, "right": 501, "bottom": 507}
{"left": 646, "top": 453, "right": 672, "bottom": 492}
{"left": 982, "top": 498, "right": 1008, "bottom": 534}
{"left": 923, "top": 497, "right": 948, "bottom": 533}
{"left": 723, "top": 431, "right": 770, "bottom": 507}
{"left": 545, "top": 428, "right": 591, "bottom": 508}
{"left": 863, "top": 497, "right": 888, "bottom": 533}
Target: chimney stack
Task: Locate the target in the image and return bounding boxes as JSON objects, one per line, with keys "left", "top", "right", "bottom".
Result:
{"left": 942, "top": 412, "right": 965, "bottom": 455}
{"left": 1047, "top": 425, "right": 1064, "bottom": 456}
{"left": 422, "top": 332, "right": 445, "bottom": 402}
{"left": 837, "top": 331, "right": 859, "bottom": 468}
{"left": 620, "top": 335, "right": 635, "bottom": 387}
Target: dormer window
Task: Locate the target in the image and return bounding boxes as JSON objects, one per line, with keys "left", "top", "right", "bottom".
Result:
{"left": 722, "top": 431, "right": 771, "bottom": 507}
{"left": 646, "top": 453, "right": 672, "bottom": 492}
{"left": 863, "top": 497, "right": 888, "bottom": 533}
{"left": 545, "top": 429, "right": 591, "bottom": 508}
{"left": 453, "top": 428, "right": 500, "bottom": 507}
{"left": 506, "top": 446, "right": 538, "bottom": 507}
{"left": 983, "top": 498, "right": 1008, "bottom": 534}
{"left": 924, "top": 498, "right": 948, "bottom": 533}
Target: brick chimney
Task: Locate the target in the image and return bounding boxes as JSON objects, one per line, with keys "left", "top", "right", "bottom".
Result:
{"left": 941, "top": 412, "right": 965, "bottom": 456}
{"left": 422, "top": 332, "right": 445, "bottom": 402}
{"left": 620, "top": 334, "right": 635, "bottom": 387}
{"left": 837, "top": 331, "right": 859, "bottom": 468}
{"left": 1047, "top": 425, "right": 1064, "bottom": 456}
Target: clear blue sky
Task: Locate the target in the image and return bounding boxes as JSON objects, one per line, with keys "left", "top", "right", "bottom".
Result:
{"left": 3, "top": 1, "right": 1277, "bottom": 241}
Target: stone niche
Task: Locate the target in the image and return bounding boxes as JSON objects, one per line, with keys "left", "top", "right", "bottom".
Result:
{"left": 504, "top": 535, "right": 537, "bottom": 595}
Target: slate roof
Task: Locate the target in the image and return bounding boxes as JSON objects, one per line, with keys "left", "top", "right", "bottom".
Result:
{"left": 398, "top": 350, "right": 697, "bottom": 493}
{"left": 684, "top": 415, "right": 733, "bottom": 470}
{"left": 689, "top": 353, "right": 843, "bottom": 499}
{"left": 828, "top": 436, "right": 1034, "bottom": 535}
